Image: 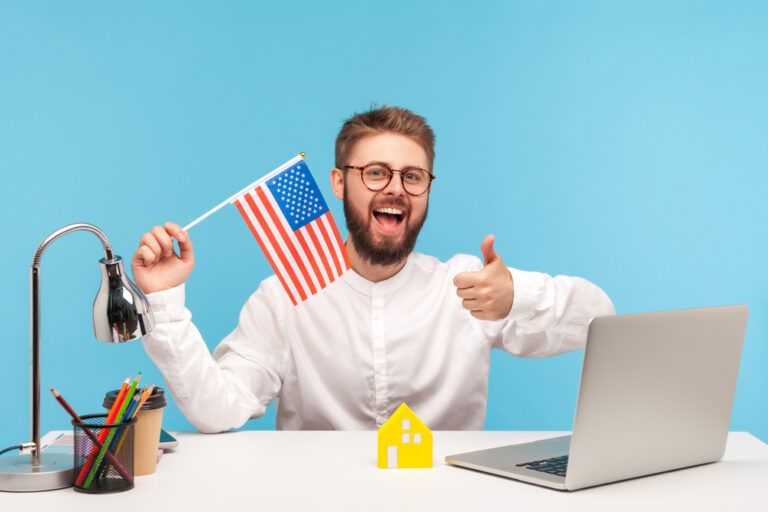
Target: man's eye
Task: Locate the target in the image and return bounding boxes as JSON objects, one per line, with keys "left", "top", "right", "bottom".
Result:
{"left": 404, "top": 171, "right": 425, "bottom": 182}
{"left": 366, "top": 168, "right": 389, "bottom": 178}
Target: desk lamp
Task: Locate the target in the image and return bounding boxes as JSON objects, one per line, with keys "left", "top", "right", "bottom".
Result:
{"left": 0, "top": 223, "right": 154, "bottom": 492}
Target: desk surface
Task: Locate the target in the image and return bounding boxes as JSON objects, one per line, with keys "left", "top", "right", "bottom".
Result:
{"left": 2, "top": 431, "right": 767, "bottom": 510}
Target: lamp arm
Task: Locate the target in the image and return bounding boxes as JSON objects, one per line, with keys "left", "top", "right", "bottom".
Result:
{"left": 32, "top": 222, "right": 115, "bottom": 267}
{"left": 29, "top": 223, "right": 115, "bottom": 463}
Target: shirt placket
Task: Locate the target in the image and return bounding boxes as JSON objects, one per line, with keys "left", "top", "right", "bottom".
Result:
{"left": 371, "top": 293, "right": 389, "bottom": 428}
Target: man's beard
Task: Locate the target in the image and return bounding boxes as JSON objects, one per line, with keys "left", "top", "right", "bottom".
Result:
{"left": 343, "top": 187, "right": 428, "bottom": 267}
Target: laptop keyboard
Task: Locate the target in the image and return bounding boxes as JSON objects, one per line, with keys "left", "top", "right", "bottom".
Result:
{"left": 516, "top": 455, "right": 568, "bottom": 477}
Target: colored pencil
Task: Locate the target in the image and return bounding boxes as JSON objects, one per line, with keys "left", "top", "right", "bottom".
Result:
{"left": 75, "top": 376, "right": 132, "bottom": 486}
{"left": 84, "top": 373, "right": 141, "bottom": 488}
{"left": 97, "top": 390, "right": 141, "bottom": 478}
{"left": 105, "top": 385, "right": 156, "bottom": 474}
{"left": 108, "top": 387, "right": 145, "bottom": 453}
{"left": 49, "top": 389, "right": 133, "bottom": 484}
{"left": 106, "top": 391, "right": 141, "bottom": 451}
{"left": 121, "top": 393, "right": 141, "bottom": 424}
{"left": 133, "top": 385, "right": 155, "bottom": 416}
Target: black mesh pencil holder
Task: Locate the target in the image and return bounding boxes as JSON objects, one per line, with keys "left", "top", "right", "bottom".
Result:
{"left": 72, "top": 413, "right": 136, "bottom": 493}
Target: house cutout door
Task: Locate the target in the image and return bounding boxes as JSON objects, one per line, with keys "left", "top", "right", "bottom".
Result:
{"left": 387, "top": 446, "right": 398, "bottom": 468}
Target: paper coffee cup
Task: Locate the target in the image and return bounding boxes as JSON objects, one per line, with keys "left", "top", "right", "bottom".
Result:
{"left": 103, "top": 387, "right": 167, "bottom": 476}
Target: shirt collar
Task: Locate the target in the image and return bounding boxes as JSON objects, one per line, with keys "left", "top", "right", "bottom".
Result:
{"left": 341, "top": 253, "right": 416, "bottom": 297}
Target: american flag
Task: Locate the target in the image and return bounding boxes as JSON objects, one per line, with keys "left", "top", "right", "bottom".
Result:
{"left": 231, "top": 155, "right": 350, "bottom": 305}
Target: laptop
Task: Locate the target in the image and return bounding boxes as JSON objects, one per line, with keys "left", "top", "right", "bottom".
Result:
{"left": 445, "top": 305, "right": 749, "bottom": 490}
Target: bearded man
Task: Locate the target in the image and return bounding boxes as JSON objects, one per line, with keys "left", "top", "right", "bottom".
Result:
{"left": 133, "top": 106, "right": 615, "bottom": 432}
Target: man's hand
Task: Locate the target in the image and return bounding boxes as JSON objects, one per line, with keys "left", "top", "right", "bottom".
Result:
{"left": 131, "top": 222, "right": 195, "bottom": 295}
{"left": 453, "top": 234, "right": 515, "bottom": 321}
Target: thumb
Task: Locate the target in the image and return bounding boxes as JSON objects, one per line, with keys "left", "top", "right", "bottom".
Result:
{"left": 480, "top": 234, "right": 497, "bottom": 266}
{"left": 175, "top": 230, "right": 194, "bottom": 264}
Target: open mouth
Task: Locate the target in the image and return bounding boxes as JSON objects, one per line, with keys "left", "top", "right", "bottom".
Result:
{"left": 372, "top": 207, "right": 406, "bottom": 234}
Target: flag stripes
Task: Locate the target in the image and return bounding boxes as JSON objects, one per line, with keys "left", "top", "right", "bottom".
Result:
{"left": 255, "top": 187, "right": 318, "bottom": 296}
{"left": 234, "top": 198, "right": 300, "bottom": 305}
{"left": 327, "top": 212, "right": 351, "bottom": 270}
{"left": 240, "top": 192, "right": 307, "bottom": 303}
{"left": 234, "top": 174, "right": 349, "bottom": 305}
{"left": 304, "top": 223, "right": 334, "bottom": 284}
{"left": 317, "top": 214, "right": 343, "bottom": 276}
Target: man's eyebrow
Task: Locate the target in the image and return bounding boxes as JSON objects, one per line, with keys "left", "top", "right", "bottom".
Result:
{"left": 364, "top": 160, "right": 426, "bottom": 169}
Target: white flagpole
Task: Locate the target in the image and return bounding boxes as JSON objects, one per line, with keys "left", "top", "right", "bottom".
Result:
{"left": 182, "top": 153, "right": 305, "bottom": 232}
{"left": 182, "top": 199, "right": 229, "bottom": 232}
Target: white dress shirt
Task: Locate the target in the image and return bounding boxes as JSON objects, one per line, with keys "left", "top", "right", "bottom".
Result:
{"left": 141, "top": 252, "right": 615, "bottom": 432}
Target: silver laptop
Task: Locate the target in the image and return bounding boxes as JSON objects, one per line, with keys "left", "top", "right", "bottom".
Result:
{"left": 445, "top": 305, "right": 749, "bottom": 490}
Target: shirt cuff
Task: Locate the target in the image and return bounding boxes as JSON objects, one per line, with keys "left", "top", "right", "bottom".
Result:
{"left": 508, "top": 268, "right": 543, "bottom": 321}
{"left": 146, "top": 283, "right": 187, "bottom": 322}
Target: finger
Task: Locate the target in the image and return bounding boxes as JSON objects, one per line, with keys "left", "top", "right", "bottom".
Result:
{"left": 131, "top": 246, "right": 143, "bottom": 267}
{"left": 140, "top": 233, "right": 162, "bottom": 259}
{"left": 470, "top": 310, "right": 495, "bottom": 321}
{"left": 151, "top": 225, "right": 175, "bottom": 257}
{"left": 165, "top": 222, "right": 194, "bottom": 263}
{"left": 456, "top": 286, "right": 477, "bottom": 300}
{"left": 176, "top": 230, "right": 194, "bottom": 263}
{"left": 135, "top": 245, "right": 156, "bottom": 266}
{"left": 480, "top": 234, "right": 497, "bottom": 266}
{"left": 164, "top": 221, "right": 185, "bottom": 241}
{"left": 453, "top": 271, "right": 480, "bottom": 289}
{"left": 462, "top": 298, "right": 481, "bottom": 311}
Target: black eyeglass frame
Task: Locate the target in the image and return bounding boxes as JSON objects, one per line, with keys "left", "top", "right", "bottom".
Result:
{"left": 343, "top": 164, "right": 436, "bottom": 196}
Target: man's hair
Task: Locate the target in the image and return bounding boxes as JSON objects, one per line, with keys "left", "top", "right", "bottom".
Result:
{"left": 335, "top": 106, "right": 436, "bottom": 169}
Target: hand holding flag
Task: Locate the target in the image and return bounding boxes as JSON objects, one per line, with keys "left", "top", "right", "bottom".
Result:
{"left": 131, "top": 155, "right": 349, "bottom": 304}
{"left": 453, "top": 234, "right": 515, "bottom": 320}
{"left": 131, "top": 222, "right": 195, "bottom": 295}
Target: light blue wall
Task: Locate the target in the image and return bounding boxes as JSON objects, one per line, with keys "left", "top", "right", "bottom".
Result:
{"left": 1, "top": 1, "right": 766, "bottom": 446}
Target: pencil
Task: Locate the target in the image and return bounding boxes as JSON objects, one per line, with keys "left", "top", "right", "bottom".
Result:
{"left": 49, "top": 389, "right": 133, "bottom": 484}
{"left": 110, "top": 377, "right": 132, "bottom": 422}
{"left": 121, "top": 393, "right": 141, "bottom": 424}
{"left": 133, "top": 385, "right": 155, "bottom": 417}
{"left": 107, "top": 391, "right": 141, "bottom": 451}
{"left": 84, "top": 373, "right": 141, "bottom": 489}
{"left": 98, "top": 390, "right": 142, "bottom": 479}
{"left": 106, "top": 385, "right": 156, "bottom": 473}
{"left": 75, "top": 376, "right": 132, "bottom": 486}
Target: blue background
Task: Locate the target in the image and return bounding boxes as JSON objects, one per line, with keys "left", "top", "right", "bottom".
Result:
{"left": 1, "top": 1, "right": 766, "bottom": 446}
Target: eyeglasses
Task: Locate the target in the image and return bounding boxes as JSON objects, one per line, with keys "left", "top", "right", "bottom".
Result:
{"left": 344, "top": 164, "right": 435, "bottom": 196}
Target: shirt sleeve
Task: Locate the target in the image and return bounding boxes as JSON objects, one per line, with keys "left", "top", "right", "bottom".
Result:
{"left": 492, "top": 267, "right": 616, "bottom": 357}
{"left": 447, "top": 254, "right": 615, "bottom": 358}
{"left": 141, "top": 279, "right": 289, "bottom": 433}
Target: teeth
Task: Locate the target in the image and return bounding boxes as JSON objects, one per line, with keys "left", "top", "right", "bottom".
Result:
{"left": 374, "top": 207, "right": 404, "bottom": 215}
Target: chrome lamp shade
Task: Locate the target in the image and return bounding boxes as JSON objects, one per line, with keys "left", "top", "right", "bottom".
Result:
{"left": 94, "top": 256, "right": 154, "bottom": 343}
{"left": 0, "top": 223, "right": 154, "bottom": 492}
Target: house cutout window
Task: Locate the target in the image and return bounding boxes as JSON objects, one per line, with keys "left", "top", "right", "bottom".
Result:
{"left": 402, "top": 419, "right": 410, "bottom": 430}
{"left": 414, "top": 433, "right": 421, "bottom": 444}
{"left": 402, "top": 433, "right": 410, "bottom": 443}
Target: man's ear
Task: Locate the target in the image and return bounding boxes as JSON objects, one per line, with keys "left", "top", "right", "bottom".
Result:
{"left": 330, "top": 167, "right": 344, "bottom": 201}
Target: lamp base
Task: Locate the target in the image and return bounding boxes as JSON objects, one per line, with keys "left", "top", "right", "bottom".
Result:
{"left": 0, "top": 452, "right": 74, "bottom": 492}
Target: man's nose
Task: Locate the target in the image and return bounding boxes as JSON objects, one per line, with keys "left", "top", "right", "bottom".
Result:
{"left": 381, "top": 171, "right": 406, "bottom": 195}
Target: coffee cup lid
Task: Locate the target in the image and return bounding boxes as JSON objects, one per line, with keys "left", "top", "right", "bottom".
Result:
{"left": 103, "top": 386, "right": 167, "bottom": 411}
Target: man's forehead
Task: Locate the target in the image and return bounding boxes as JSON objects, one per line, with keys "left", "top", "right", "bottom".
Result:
{"left": 348, "top": 133, "right": 429, "bottom": 168}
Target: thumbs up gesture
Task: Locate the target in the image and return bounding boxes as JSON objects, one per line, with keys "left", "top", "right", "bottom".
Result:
{"left": 453, "top": 235, "right": 515, "bottom": 321}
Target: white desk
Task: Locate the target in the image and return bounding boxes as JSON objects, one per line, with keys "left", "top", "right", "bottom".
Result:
{"left": 2, "top": 431, "right": 767, "bottom": 510}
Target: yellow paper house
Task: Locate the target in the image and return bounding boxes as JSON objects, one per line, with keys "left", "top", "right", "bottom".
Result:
{"left": 377, "top": 403, "right": 433, "bottom": 468}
